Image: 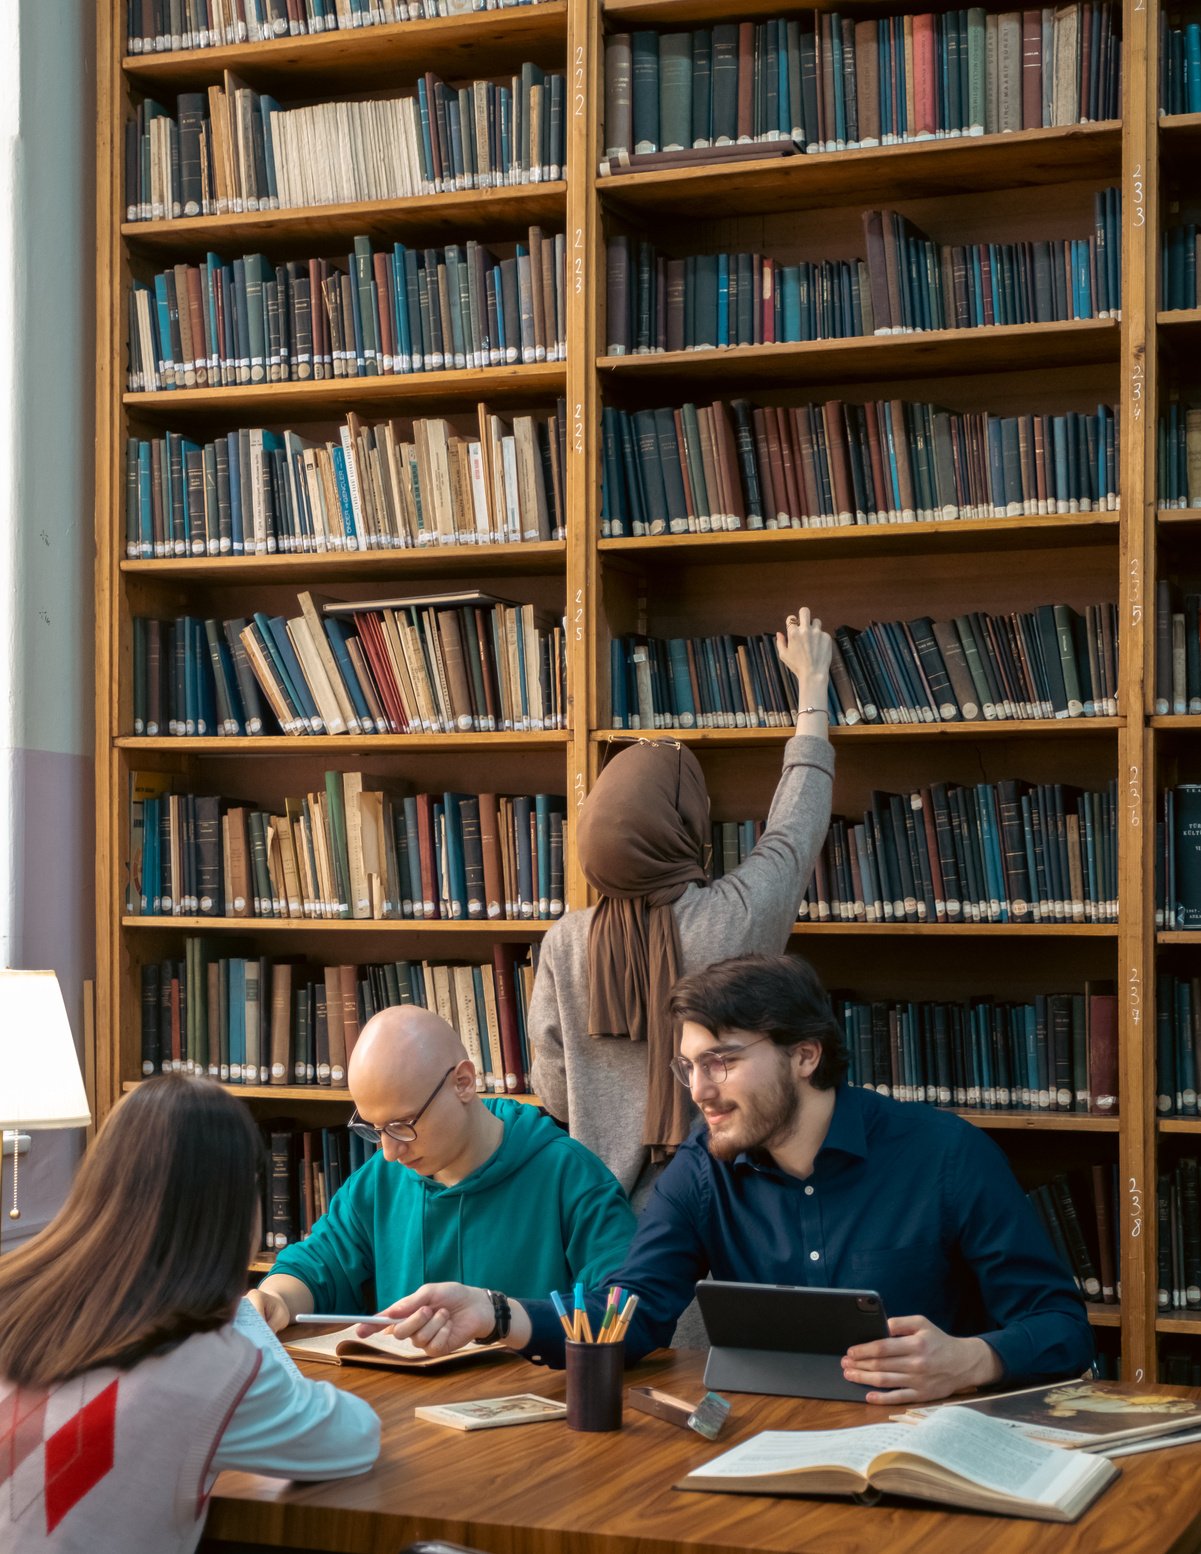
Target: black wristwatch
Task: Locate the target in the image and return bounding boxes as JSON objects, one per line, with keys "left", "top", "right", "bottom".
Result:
{"left": 477, "top": 1289, "right": 511, "bottom": 1345}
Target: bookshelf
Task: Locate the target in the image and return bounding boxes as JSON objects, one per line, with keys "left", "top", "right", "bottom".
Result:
{"left": 93, "top": 0, "right": 1175, "bottom": 1374}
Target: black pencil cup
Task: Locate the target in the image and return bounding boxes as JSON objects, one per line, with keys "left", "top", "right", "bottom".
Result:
{"left": 565, "top": 1339, "right": 625, "bottom": 1432}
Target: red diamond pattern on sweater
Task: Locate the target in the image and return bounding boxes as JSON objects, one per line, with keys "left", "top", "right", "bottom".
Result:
{"left": 0, "top": 1385, "right": 48, "bottom": 1512}
{"left": 43, "top": 1378, "right": 118, "bottom": 1534}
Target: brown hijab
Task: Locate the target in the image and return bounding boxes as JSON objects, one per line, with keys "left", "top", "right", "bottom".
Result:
{"left": 576, "top": 740, "right": 710, "bottom": 1157}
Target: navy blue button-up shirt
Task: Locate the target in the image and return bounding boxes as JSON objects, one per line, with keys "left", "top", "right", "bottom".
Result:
{"left": 523, "top": 1083, "right": 1094, "bottom": 1380}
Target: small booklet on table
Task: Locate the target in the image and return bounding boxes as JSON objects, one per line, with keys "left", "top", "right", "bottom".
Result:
{"left": 676, "top": 1404, "right": 1117, "bottom": 1521}
{"left": 904, "top": 1379, "right": 1201, "bottom": 1452}
{"left": 414, "top": 1394, "right": 567, "bottom": 1431}
{"left": 285, "top": 1325, "right": 507, "bottom": 1372}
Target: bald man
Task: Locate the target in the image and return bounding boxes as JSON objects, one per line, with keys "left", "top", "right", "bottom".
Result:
{"left": 247, "top": 1005, "right": 637, "bottom": 1331}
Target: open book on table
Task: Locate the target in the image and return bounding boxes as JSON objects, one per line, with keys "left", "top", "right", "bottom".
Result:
{"left": 676, "top": 1403, "right": 1117, "bottom": 1521}
{"left": 285, "top": 1324, "right": 507, "bottom": 1371}
{"left": 902, "top": 1379, "right": 1201, "bottom": 1452}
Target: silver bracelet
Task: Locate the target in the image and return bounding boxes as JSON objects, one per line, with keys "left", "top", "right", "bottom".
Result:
{"left": 795, "top": 706, "right": 829, "bottom": 717}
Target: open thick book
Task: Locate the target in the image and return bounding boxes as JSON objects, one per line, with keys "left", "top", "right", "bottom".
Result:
{"left": 285, "top": 1325, "right": 507, "bottom": 1371}
{"left": 676, "top": 1404, "right": 1118, "bottom": 1521}
{"left": 904, "top": 1379, "right": 1201, "bottom": 1452}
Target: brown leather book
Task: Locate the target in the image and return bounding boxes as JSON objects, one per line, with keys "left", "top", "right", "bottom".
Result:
{"left": 415, "top": 792, "right": 439, "bottom": 919}
{"left": 478, "top": 792, "right": 505, "bottom": 919}
{"left": 736, "top": 22, "right": 755, "bottom": 140}
{"left": 435, "top": 609, "right": 476, "bottom": 730}
{"left": 604, "top": 32, "right": 633, "bottom": 158}
{"left": 338, "top": 965, "right": 361, "bottom": 1067}
{"left": 666, "top": 257, "right": 686, "bottom": 353}
{"left": 314, "top": 984, "right": 332, "bottom": 1086}
{"left": 1086, "top": 982, "right": 1118, "bottom": 1117}
{"left": 888, "top": 399, "right": 917, "bottom": 520}
{"left": 822, "top": 401, "right": 855, "bottom": 524}
{"left": 269, "top": 962, "right": 293, "bottom": 1084}
{"left": 490, "top": 945, "right": 524, "bottom": 1093}
{"left": 710, "top": 401, "right": 745, "bottom": 527}
{"left": 856, "top": 19, "right": 880, "bottom": 142}
{"left": 323, "top": 967, "right": 347, "bottom": 1085}
{"left": 861, "top": 211, "right": 892, "bottom": 333}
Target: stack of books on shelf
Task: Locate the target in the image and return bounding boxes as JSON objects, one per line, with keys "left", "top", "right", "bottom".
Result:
{"left": 127, "top": 0, "right": 550, "bottom": 55}
{"left": 1157, "top": 976, "right": 1201, "bottom": 1118}
{"left": 124, "top": 404, "right": 566, "bottom": 556}
{"left": 1158, "top": 1160, "right": 1201, "bottom": 1313}
{"left": 841, "top": 986, "right": 1117, "bottom": 1114}
{"left": 262, "top": 1122, "right": 375, "bottom": 1255}
{"left": 132, "top": 591, "right": 567, "bottom": 737}
{"left": 141, "top": 945, "right": 536, "bottom": 1092}
{"left": 610, "top": 605, "right": 1117, "bottom": 730}
{"left": 1029, "top": 1168, "right": 1120, "bottom": 1306}
{"left": 129, "top": 773, "right": 567, "bottom": 922}
{"left": 1154, "top": 585, "right": 1201, "bottom": 713}
{"left": 600, "top": 400, "right": 1119, "bottom": 537}
{"left": 1155, "top": 786, "right": 1201, "bottom": 929}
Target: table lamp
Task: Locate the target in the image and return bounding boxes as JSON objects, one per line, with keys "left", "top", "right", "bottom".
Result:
{"left": 0, "top": 970, "right": 92, "bottom": 1252}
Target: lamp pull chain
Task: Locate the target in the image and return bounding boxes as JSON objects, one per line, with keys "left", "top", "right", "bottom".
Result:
{"left": 9, "top": 1133, "right": 19, "bottom": 1219}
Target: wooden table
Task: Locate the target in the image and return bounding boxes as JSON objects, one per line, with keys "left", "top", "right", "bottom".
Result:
{"left": 201, "top": 1350, "right": 1201, "bottom": 1554}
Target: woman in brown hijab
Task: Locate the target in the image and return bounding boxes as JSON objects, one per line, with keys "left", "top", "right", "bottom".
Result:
{"left": 529, "top": 607, "right": 834, "bottom": 1206}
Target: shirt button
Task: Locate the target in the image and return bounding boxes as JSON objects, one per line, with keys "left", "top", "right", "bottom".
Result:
{"left": 804, "top": 1185, "right": 815, "bottom": 1196}
{"left": 809, "top": 1250, "right": 820, "bottom": 1262}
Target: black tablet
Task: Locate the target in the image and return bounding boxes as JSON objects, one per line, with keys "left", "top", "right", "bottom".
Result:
{"left": 695, "top": 1281, "right": 890, "bottom": 1401}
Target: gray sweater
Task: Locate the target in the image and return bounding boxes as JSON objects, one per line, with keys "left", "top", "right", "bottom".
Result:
{"left": 529, "top": 733, "right": 836, "bottom": 1201}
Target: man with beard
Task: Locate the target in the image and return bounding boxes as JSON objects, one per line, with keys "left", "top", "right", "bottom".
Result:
{"left": 373, "top": 954, "right": 1094, "bottom": 1404}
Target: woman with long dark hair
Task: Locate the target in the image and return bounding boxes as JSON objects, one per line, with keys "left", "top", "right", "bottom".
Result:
{"left": 0, "top": 1074, "right": 379, "bottom": 1552}
{"left": 529, "top": 606, "right": 834, "bottom": 1203}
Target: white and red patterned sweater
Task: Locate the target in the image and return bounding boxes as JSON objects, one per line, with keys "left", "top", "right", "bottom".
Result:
{"left": 1, "top": 1325, "right": 261, "bottom": 1554}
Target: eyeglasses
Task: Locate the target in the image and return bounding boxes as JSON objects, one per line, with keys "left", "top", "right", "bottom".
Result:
{"left": 669, "top": 1037, "right": 774, "bottom": 1089}
{"left": 348, "top": 1065, "right": 456, "bottom": 1145}
{"left": 599, "top": 734, "right": 683, "bottom": 769}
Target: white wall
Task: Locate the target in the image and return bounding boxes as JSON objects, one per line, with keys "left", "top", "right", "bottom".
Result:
{"left": 0, "top": 0, "right": 96, "bottom": 1247}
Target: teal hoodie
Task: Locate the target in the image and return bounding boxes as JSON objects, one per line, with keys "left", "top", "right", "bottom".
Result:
{"left": 268, "top": 1099, "right": 636, "bottom": 1311}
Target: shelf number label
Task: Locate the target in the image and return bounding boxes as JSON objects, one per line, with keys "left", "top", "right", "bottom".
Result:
{"left": 1129, "top": 965, "right": 1141, "bottom": 1027}
{"left": 573, "top": 402, "right": 584, "bottom": 456}
{"left": 574, "top": 228, "right": 584, "bottom": 296}
{"left": 1129, "top": 1175, "right": 1143, "bottom": 1238}
{"left": 1132, "top": 164, "right": 1145, "bottom": 226}
{"left": 1131, "top": 357, "right": 1144, "bottom": 423}
{"left": 1129, "top": 763, "right": 1141, "bottom": 829}
{"left": 1130, "top": 554, "right": 1142, "bottom": 627}
{"left": 574, "top": 769, "right": 586, "bottom": 810}
{"left": 574, "top": 587, "right": 584, "bottom": 643}
{"left": 574, "top": 44, "right": 585, "bottom": 118}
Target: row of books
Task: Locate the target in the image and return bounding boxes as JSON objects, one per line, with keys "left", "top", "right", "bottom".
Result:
{"left": 1157, "top": 976, "right": 1201, "bottom": 1119}
{"left": 131, "top": 592, "right": 567, "bottom": 737}
{"left": 1155, "top": 787, "right": 1201, "bottom": 931}
{"left": 602, "top": 6, "right": 1119, "bottom": 170}
{"left": 599, "top": 400, "right": 1120, "bottom": 538}
{"left": 1031, "top": 1168, "right": 1119, "bottom": 1305}
{"left": 127, "top": 66, "right": 564, "bottom": 220}
{"left": 1159, "top": 18, "right": 1201, "bottom": 116}
{"left": 127, "top": 231, "right": 566, "bottom": 394}
{"left": 803, "top": 780, "right": 1119, "bottom": 926}
{"left": 140, "top": 945, "right": 536, "bottom": 1092}
{"left": 1157, "top": 403, "right": 1201, "bottom": 508}
{"left": 126, "top": 0, "right": 546, "bottom": 53}
{"left": 1160, "top": 224, "right": 1201, "bottom": 313}
{"left": 123, "top": 404, "right": 566, "bottom": 557}
{"left": 1153, "top": 584, "right": 1201, "bottom": 715}
{"left": 129, "top": 774, "right": 567, "bottom": 921}
{"left": 1158, "top": 1158, "right": 1201, "bottom": 1311}
{"left": 604, "top": 197, "right": 1120, "bottom": 355}
{"left": 610, "top": 605, "right": 1119, "bottom": 730}
{"left": 263, "top": 1124, "right": 374, "bottom": 1253}
{"left": 842, "top": 987, "right": 1118, "bottom": 1116}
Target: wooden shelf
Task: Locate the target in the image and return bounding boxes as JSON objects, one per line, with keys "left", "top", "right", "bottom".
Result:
{"left": 122, "top": 915, "right": 552, "bottom": 938}
{"left": 1086, "top": 1307, "right": 1122, "bottom": 1327}
{"left": 1150, "top": 719, "right": 1201, "bottom": 732}
{"left": 598, "top": 319, "right": 1120, "bottom": 391}
{"left": 1159, "top": 1118, "right": 1201, "bottom": 1132}
{"left": 956, "top": 1109, "right": 1120, "bottom": 1131}
{"left": 600, "top": 514, "right": 1119, "bottom": 564}
{"left": 1159, "top": 111, "right": 1201, "bottom": 162}
{"left": 1156, "top": 1315, "right": 1201, "bottom": 1335}
{"left": 597, "top": 122, "right": 1122, "bottom": 220}
{"left": 593, "top": 720, "right": 1122, "bottom": 747}
{"left": 1159, "top": 930, "right": 1201, "bottom": 943}
{"left": 121, "top": 540, "right": 566, "bottom": 583}
{"left": 124, "top": 1077, "right": 542, "bottom": 1105}
{"left": 1158, "top": 509, "right": 1201, "bottom": 527}
{"left": 123, "top": 184, "right": 568, "bottom": 259}
{"left": 121, "top": 3, "right": 568, "bottom": 89}
{"left": 124, "top": 361, "right": 566, "bottom": 424}
{"left": 115, "top": 731, "right": 569, "bottom": 753}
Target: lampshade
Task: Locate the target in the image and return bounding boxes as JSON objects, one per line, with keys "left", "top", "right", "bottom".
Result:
{"left": 0, "top": 971, "right": 91, "bottom": 1131}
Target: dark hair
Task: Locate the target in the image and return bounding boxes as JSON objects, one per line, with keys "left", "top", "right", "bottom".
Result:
{"left": 0, "top": 1074, "right": 265, "bottom": 1389}
{"left": 669, "top": 953, "right": 849, "bottom": 1090}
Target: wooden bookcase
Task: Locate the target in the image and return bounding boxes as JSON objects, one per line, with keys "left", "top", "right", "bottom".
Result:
{"left": 94, "top": 0, "right": 1184, "bottom": 1379}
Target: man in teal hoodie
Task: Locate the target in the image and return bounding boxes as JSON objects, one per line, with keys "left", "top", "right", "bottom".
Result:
{"left": 247, "top": 1004, "right": 636, "bottom": 1329}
